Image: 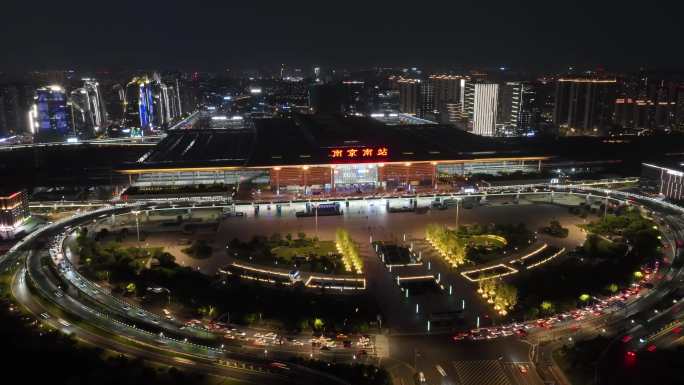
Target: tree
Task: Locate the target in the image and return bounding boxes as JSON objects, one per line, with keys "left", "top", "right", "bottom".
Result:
{"left": 156, "top": 252, "right": 176, "bottom": 268}
{"left": 198, "top": 305, "right": 216, "bottom": 318}
{"left": 125, "top": 282, "right": 137, "bottom": 294}
{"left": 243, "top": 313, "right": 258, "bottom": 325}
{"left": 540, "top": 301, "right": 555, "bottom": 315}
{"left": 425, "top": 223, "right": 466, "bottom": 266}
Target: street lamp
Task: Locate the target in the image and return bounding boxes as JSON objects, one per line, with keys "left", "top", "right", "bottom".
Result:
{"left": 455, "top": 197, "right": 461, "bottom": 230}
{"left": 131, "top": 210, "right": 141, "bottom": 242}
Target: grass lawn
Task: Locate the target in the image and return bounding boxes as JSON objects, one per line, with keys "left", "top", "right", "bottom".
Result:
{"left": 228, "top": 235, "right": 348, "bottom": 274}
{"left": 271, "top": 240, "right": 337, "bottom": 261}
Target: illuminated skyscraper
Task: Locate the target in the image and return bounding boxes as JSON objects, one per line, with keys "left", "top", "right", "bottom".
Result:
{"left": 553, "top": 77, "right": 617, "bottom": 135}
{"left": 496, "top": 81, "right": 523, "bottom": 135}
{"left": 28, "top": 85, "right": 72, "bottom": 138}
{"left": 428, "top": 75, "right": 467, "bottom": 115}
{"left": 124, "top": 76, "right": 155, "bottom": 134}
{"left": 70, "top": 79, "right": 106, "bottom": 135}
{"left": 124, "top": 74, "right": 181, "bottom": 134}
{"left": 397, "top": 78, "right": 422, "bottom": 116}
{"left": 465, "top": 82, "right": 499, "bottom": 136}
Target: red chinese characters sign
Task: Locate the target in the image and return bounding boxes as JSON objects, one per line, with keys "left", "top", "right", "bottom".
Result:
{"left": 328, "top": 147, "right": 389, "bottom": 162}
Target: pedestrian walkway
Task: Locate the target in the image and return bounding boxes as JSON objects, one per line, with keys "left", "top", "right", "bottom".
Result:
{"left": 452, "top": 360, "right": 512, "bottom": 385}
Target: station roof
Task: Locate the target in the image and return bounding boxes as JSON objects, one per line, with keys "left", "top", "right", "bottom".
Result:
{"left": 120, "top": 114, "right": 549, "bottom": 172}
{"left": 642, "top": 159, "right": 684, "bottom": 174}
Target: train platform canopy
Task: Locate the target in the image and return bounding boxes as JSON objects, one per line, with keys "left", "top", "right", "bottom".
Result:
{"left": 119, "top": 115, "right": 549, "bottom": 173}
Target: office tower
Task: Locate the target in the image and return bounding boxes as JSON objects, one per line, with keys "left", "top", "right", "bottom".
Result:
{"left": 397, "top": 78, "right": 421, "bottom": 115}
{"left": 518, "top": 83, "right": 538, "bottom": 133}
{"left": 465, "top": 82, "right": 499, "bottom": 136}
{"left": 124, "top": 76, "right": 153, "bottom": 133}
{"left": 29, "top": 85, "right": 72, "bottom": 139}
{"left": 497, "top": 82, "right": 523, "bottom": 135}
{"left": 152, "top": 80, "right": 178, "bottom": 129}
{"left": 123, "top": 74, "right": 180, "bottom": 133}
{"left": 613, "top": 78, "right": 638, "bottom": 131}
{"left": 553, "top": 77, "right": 617, "bottom": 135}
{"left": 675, "top": 87, "right": 684, "bottom": 132}
{"left": 653, "top": 82, "right": 677, "bottom": 130}
{"left": 429, "top": 75, "right": 467, "bottom": 114}
{"left": 421, "top": 81, "right": 434, "bottom": 118}
{"left": 0, "top": 84, "right": 33, "bottom": 136}
{"left": 441, "top": 101, "right": 468, "bottom": 126}
{"left": 70, "top": 79, "right": 107, "bottom": 135}
{"left": 103, "top": 83, "right": 126, "bottom": 124}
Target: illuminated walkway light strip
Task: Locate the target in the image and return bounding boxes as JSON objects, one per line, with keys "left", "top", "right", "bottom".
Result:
{"left": 510, "top": 244, "right": 548, "bottom": 263}
{"left": 238, "top": 275, "right": 290, "bottom": 285}
{"left": 525, "top": 248, "right": 566, "bottom": 270}
{"left": 397, "top": 275, "right": 436, "bottom": 282}
{"left": 386, "top": 262, "right": 423, "bottom": 268}
{"left": 461, "top": 264, "right": 518, "bottom": 282}
{"left": 304, "top": 275, "right": 366, "bottom": 290}
{"left": 231, "top": 262, "right": 291, "bottom": 277}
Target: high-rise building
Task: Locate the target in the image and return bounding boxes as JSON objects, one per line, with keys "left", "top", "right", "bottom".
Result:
{"left": 465, "top": 82, "right": 499, "bottom": 136}
{"left": 675, "top": 86, "right": 684, "bottom": 132}
{"left": 518, "top": 83, "right": 538, "bottom": 133}
{"left": 496, "top": 81, "right": 523, "bottom": 135}
{"left": 421, "top": 81, "right": 434, "bottom": 118}
{"left": 28, "top": 85, "right": 72, "bottom": 139}
{"left": 553, "top": 77, "right": 617, "bottom": 135}
{"left": 428, "top": 75, "right": 467, "bottom": 114}
{"left": 124, "top": 77, "right": 154, "bottom": 134}
{"left": 123, "top": 74, "right": 181, "bottom": 134}
{"left": 0, "top": 189, "right": 30, "bottom": 239}
{"left": 440, "top": 101, "right": 468, "bottom": 126}
{"left": 397, "top": 78, "right": 422, "bottom": 116}
{"left": 0, "top": 84, "right": 33, "bottom": 136}
{"left": 70, "top": 79, "right": 107, "bottom": 136}
{"left": 153, "top": 82, "right": 179, "bottom": 129}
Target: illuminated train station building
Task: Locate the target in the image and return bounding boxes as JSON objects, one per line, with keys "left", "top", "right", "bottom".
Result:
{"left": 117, "top": 115, "right": 559, "bottom": 195}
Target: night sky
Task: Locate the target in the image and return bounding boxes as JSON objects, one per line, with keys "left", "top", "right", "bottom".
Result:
{"left": 2, "top": 0, "right": 682, "bottom": 72}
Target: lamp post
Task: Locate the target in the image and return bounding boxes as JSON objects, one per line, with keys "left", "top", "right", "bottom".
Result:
{"left": 314, "top": 204, "right": 318, "bottom": 238}
{"left": 131, "top": 210, "right": 141, "bottom": 242}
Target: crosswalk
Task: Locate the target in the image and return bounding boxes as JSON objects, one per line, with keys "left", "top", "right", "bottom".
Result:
{"left": 452, "top": 360, "right": 512, "bottom": 385}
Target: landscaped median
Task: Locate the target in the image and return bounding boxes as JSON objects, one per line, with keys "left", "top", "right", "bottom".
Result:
{"left": 336, "top": 229, "right": 363, "bottom": 274}
{"left": 227, "top": 233, "right": 343, "bottom": 274}
{"left": 424, "top": 222, "right": 532, "bottom": 268}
